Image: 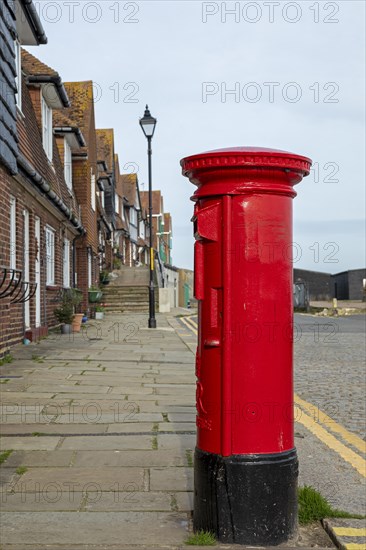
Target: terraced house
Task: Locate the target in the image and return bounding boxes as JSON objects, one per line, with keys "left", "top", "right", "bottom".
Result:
{"left": 0, "top": 0, "right": 175, "bottom": 356}
{"left": 0, "top": 1, "right": 84, "bottom": 354}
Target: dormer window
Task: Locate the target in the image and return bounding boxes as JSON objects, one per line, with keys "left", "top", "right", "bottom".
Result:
{"left": 14, "top": 40, "right": 22, "bottom": 111}
{"left": 41, "top": 94, "right": 53, "bottom": 161}
{"left": 64, "top": 139, "right": 72, "bottom": 190}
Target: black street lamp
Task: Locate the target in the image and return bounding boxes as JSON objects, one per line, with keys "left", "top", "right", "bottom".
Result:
{"left": 140, "top": 105, "right": 157, "bottom": 329}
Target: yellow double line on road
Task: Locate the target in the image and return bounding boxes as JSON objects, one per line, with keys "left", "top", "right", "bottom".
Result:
{"left": 180, "top": 315, "right": 366, "bottom": 478}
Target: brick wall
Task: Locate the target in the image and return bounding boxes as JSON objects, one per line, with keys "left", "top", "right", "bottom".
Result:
{"left": 0, "top": 163, "right": 79, "bottom": 357}
{"left": 293, "top": 269, "right": 332, "bottom": 301}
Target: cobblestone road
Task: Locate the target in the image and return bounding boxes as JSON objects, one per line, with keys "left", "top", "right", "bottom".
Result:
{"left": 181, "top": 312, "right": 366, "bottom": 515}
{"left": 294, "top": 314, "right": 366, "bottom": 440}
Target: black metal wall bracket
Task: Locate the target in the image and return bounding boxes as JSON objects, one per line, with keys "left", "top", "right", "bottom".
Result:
{"left": 0, "top": 267, "right": 23, "bottom": 299}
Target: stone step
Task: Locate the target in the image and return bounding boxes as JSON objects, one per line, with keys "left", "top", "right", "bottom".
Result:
{"left": 103, "top": 298, "right": 151, "bottom": 302}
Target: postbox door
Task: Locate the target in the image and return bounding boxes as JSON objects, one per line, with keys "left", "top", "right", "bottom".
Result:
{"left": 194, "top": 198, "right": 223, "bottom": 455}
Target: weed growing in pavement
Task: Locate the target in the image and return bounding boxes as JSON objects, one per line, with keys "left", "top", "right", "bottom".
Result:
{"left": 162, "top": 413, "right": 169, "bottom": 422}
{"left": 31, "top": 354, "right": 44, "bottom": 363}
{"left": 170, "top": 494, "right": 178, "bottom": 512}
{"left": 0, "top": 450, "right": 13, "bottom": 465}
{"left": 152, "top": 436, "right": 158, "bottom": 450}
{"left": 185, "top": 450, "right": 193, "bottom": 468}
{"left": 16, "top": 466, "right": 28, "bottom": 476}
{"left": 0, "top": 354, "right": 13, "bottom": 366}
{"left": 31, "top": 432, "right": 42, "bottom": 437}
{"left": 185, "top": 530, "right": 216, "bottom": 546}
{"left": 152, "top": 423, "right": 159, "bottom": 433}
{"left": 0, "top": 379, "right": 10, "bottom": 384}
{"left": 299, "top": 486, "right": 366, "bottom": 524}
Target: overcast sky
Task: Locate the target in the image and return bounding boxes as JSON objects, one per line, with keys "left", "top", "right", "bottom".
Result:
{"left": 28, "top": 0, "right": 365, "bottom": 273}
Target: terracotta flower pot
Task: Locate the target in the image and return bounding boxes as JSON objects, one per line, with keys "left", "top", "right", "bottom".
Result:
{"left": 72, "top": 314, "right": 84, "bottom": 333}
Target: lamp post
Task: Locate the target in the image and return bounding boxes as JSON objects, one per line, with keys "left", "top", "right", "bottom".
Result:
{"left": 140, "top": 105, "right": 157, "bottom": 329}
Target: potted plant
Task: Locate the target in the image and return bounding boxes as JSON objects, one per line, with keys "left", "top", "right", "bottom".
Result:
{"left": 99, "top": 270, "right": 110, "bottom": 286}
{"left": 54, "top": 289, "right": 83, "bottom": 334}
{"left": 88, "top": 285, "right": 103, "bottom": 303}
{"left": 54, "top": 302, "right": 74, "bottom": 334}
{"left": 95, "top": 304, "right": 105, "bottom": 320}
{"left": 113, "top": 258, "right": 122, "bottom": 270}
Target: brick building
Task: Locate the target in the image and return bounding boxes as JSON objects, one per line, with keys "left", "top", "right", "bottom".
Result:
{"left": 113, "top": 155, "right": 130, "bottom": 266}
{"left": 121, "top": 173, "right": 149, "bottom": 266}
{"left": 0, "top": 5, "right": 85, "bottom": 356}
{"left": 53, "top": 80, "right": 103, "bottom": 310}
{"left": 0, "top": 0, "right": 174, "bottom": 356}
{"left": 140, "top": 190, "right": 173, "bottom": 265}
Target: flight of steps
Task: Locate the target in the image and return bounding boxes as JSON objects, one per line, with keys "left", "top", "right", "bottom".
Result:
{"left": 101, "top": 266, "right": 158, "bottom": 313}
{"left": 102, "top": 285, "right": 158, "bottom": 313}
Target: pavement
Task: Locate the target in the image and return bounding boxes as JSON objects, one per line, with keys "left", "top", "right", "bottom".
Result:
{"left": 0, "top": 309, "right": 365, "bottom": 549}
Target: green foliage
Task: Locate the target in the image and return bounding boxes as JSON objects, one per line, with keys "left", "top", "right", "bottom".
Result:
{"left": 99, "top": 270, "right": 110, "bottom": 283}
{"left": 298, "top": 485, "right": 365, "bottom": 524}
{"left": 0, "top": 450, "right": 13, "bottom": 465}
{"left": 54, "top": 288, "right": 82, "bottom": 324}
{"left": 152, "top": 436, "right": 158, "bottom": 450}
{"left": 185, "top": 530, "right": 216, "bottom": 546}
{"left": 16, "top": 466, "right": 28, "bottom": 475}
{"left": 0, "top": 354, "right": 13, "bottom": 366}
{"left": 113, "top": 258, "right": 122, "bottom": 270}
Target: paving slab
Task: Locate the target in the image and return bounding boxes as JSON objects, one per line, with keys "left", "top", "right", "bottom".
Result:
{"left": 157, "top": 434, "right": 196, "bottom": 451}
{"left": 0, "top": 423, "right": 108, "bottom": 435}
{"left": 0, "top": 437, "right": 61, "bottom": 451}
{"left": 0, "top": 491, "right": 83, "bottom": 511}
{"left": 0, "top": 511, "right": 190, "bottom": 545}
{"left": 1, "top": 450, "right": 74, "bottom": 468}
{"left": 72, "top": 450, "right": 186, "bottom": 468}
{"left": 59, "top": 435, "right": 153, "bottom": 451}
{"left": 150, "top": 468, "right": 194, "bottom": 492}
{"left": 85, "top": 491, "right": 173, "bottom": 512}
{"left": 25, "top": 384, "right": 111, "bottom": 394}
{"left": 11, "top": 467, "right": 146, "bottom": 493}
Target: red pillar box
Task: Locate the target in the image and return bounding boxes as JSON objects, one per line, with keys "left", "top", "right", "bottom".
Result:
{"left": 181, "top": 147, "right": 312, "bottom": 546}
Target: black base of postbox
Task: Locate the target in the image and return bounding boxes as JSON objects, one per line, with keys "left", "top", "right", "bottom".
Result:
{"left": 193, "top": 447, "right": 298, "bottom": 546}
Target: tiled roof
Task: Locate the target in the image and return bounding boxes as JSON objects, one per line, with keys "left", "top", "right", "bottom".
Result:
{"left": 53, "top": 81, "right": 94, "bottom": 144}
{"left": 121, "top": 174, "right": 137, "bottom": 205}
{"left": 96, "top": 129, "right": 114, "bottom": 172}
{"left": 17, "top": 77, "right": 79, "bottom": 219}
{"left": 0, "top": 1, "right": 18, "bottom": 174}
{"left": 21, "top": 48, "right": 58, "bottom": 77}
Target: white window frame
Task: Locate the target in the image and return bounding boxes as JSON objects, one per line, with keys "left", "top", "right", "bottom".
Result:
{"left": 41, "top": 94, "right": 53, "bottom": 161}
{"left": 10, "top": 196, "right": 16, "bottom": 269}
{"left": 101, "top": 190, "right": 105, "bottom": 209}
{"left": 115, "top": 192, "right": 119, "bottom": 214}
{"left": 63, "top": 238, "right": 70, "bottom": 288}
{"left": 130, "top": 208, "right": 137, "bottom": 226}
{"left": 64, "top": 139, "right": 72, "bottom": 190}
{"left": 14, "top": 40, "right": 22, "bottom": 111}
{"left": 91, "top": 172, "right": 96, "bottom": 211}
{"left": 45, "top": 226, "right": 55, "bottom": 285}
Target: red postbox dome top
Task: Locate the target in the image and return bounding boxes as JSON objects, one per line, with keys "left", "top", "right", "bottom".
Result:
{"left": 181, "top": 146, "right": 312, "bottom": 177}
